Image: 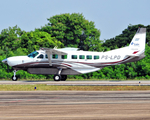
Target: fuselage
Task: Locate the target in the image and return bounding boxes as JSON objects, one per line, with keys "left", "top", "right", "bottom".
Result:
{"left": 2, "top": 47, "right": 145, "bottom": 75}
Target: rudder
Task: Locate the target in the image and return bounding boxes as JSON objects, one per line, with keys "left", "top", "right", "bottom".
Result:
{"left": 128, "top": 28, "right": 146, "bottom": 56}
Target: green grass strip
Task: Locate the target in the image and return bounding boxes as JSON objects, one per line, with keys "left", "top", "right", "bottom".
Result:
{"left": 0, "top": 84, "right": 150, "bottom": 91}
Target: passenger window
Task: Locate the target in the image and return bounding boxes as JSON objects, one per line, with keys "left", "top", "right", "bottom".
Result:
{"left": 45, "top": 54, "right": 48, "bottom": 59}
{"left": 94, "top": 55, "right": 99, "bottom": 60}
{"left": 61, "top": 55, "right": 67, "bottom": 59}
{"left": 52, "top": 54, "right": 58, "bottom": 59}
{"left": 86, "top": 55, "right": 92, "bottom": 59}
{"left": 72, "top": 55, "right": 77, "bottom": 59}
{"left": 79, "top": 55, "right": 85, "bottom": 59}
{"left": 37, "top": 54, "right": 44, "bottom": 59}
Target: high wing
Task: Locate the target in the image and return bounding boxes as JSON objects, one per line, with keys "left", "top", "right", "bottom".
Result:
{"left": 40, "top": 48, "right": 68, "bottom": 66}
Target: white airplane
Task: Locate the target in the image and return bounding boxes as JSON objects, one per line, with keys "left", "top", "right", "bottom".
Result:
{"left": 2, "top": 28, "right": 146, "bottom": 81}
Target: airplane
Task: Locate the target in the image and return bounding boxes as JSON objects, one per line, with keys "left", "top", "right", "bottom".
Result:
{"left": 2, "top": 28, "right": 146, "bottom": 81}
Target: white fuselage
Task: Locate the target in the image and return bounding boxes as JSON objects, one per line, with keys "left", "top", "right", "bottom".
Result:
{"left": 4, "top": 46, "right": 144, "bottom": 75}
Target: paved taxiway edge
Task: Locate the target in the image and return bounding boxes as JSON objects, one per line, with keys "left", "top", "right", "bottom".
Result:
{"left": 0, "top": 80, "right": 150, "bottom": 86}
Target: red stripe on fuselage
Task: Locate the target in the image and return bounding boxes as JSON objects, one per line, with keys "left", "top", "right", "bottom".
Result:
{"left": 61, "top": 63, "right": 72, "bottom": 67}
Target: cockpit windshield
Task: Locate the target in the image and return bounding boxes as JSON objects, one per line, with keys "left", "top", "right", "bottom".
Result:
{"left": 28, "top": 51, "right": 39, "bottom": 58}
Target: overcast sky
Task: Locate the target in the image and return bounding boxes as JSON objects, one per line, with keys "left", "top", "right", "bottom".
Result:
{"left": 0, "top": 0, "right": 150, "bottom": 40}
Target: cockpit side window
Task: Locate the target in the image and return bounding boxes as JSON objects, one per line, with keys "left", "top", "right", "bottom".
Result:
{"left": 28, "top": 51, "right": 39, "bottom": 58}
{"left": 37, "top": 54, "right": 44, "bottom": 59}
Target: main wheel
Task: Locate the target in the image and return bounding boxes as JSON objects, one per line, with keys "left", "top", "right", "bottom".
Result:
{"left": 61, "top": 75, "right": 67, "bottom": 81}
{"left": 12, "top": 75, "right": 18, "bottom": 81}
{"left": 53, "top": 74, "right": 61, "bottom": 81}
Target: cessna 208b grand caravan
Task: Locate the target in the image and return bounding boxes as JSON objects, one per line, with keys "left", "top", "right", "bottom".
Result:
{"left": 2, "top": 28, "right": 146, "bottom": 81}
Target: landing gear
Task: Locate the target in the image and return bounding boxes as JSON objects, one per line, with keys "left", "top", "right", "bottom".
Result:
{"left": 53, "top": 68, "right": 67, "bottom": 81}
{"left": 12, "top": 70, "right": 18, "bottom": 81}
{"left": 53, "top": 74, "right": 61, "bottom": 81}
{"left": 53, "top": 75, "right": 67, "bottom": 81}
{"left": 61, "top": 75, "right": 67, "bottom": 81}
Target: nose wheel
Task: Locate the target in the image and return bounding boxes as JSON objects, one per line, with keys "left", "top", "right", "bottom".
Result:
{"left": 12, "top": 70, "right": 18, "bottom": 81}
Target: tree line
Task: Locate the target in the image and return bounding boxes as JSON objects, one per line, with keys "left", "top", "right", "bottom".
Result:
{"left": 0, "top": 13, "right": 150, "bottom": 80}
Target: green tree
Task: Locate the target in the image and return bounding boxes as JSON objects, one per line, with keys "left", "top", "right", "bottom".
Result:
{"left": 0, "top": 25, "right": 23, "bottom": 56}
{"left": 39, "top": 13, "right": 103, "bottom": 51}
{"left": 102, "top": 24, "right": 146, "bottom": 49}
{"left": 20, "top": 31, "right": 64, "bottom": 53}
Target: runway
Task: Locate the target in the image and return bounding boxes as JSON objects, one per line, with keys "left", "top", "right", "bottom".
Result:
{"left": 0, "top": 80, "right": 150, "bottom": 86}
{"left": 0, "top": 91, "right": 150, "bottom": 120}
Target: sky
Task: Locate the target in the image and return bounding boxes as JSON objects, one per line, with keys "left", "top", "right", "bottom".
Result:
{"left": 0, "top": 0, "right": 150, "bottom": 40}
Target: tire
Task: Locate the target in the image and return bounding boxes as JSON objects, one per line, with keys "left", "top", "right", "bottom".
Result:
{"left": 61, "top": 75, "right": 67, "bottom": 81}
{"left": 53, "top": 74, "right": 61, "bottom": 81}
{"left": 12, "top": 75, "right": 18, "bottom": 81}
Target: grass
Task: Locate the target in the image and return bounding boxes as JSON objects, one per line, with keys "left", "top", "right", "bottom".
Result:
{"left": 0, "top": 84, "right": 150, "bottom": 91}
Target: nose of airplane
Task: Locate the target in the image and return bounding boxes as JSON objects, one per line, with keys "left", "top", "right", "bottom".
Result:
{"left": 2, "top": 58, "right": 7, "bottom": 64}
{"left": 6, "top": 57, "right": 18, "bottom": 66}
{"left": 4, "top": 56, "right": 30, "bottom": 67}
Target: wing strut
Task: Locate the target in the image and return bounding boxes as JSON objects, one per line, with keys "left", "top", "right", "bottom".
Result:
{"left": 42, "top": 48, "right": 67, "bottom": 66}
{"left": 46, "top": 50, "right": 52, "bottom": 66}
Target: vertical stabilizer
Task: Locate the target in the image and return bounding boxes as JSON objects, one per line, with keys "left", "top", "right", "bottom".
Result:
{"left": 128, "top": 28, "right": 146, "bottom": 56}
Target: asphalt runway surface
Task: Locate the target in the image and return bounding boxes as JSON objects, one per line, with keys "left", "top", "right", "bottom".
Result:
{"left": 0, "top": 80, "right": 150, "bottom": 86}
{"left": 0, "top": 91, "right": 150, "bottom": 120}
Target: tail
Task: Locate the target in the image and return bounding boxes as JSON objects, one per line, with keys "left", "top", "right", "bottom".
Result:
{"left": 128, "top": 28, "right": 146, "bottom": 56}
